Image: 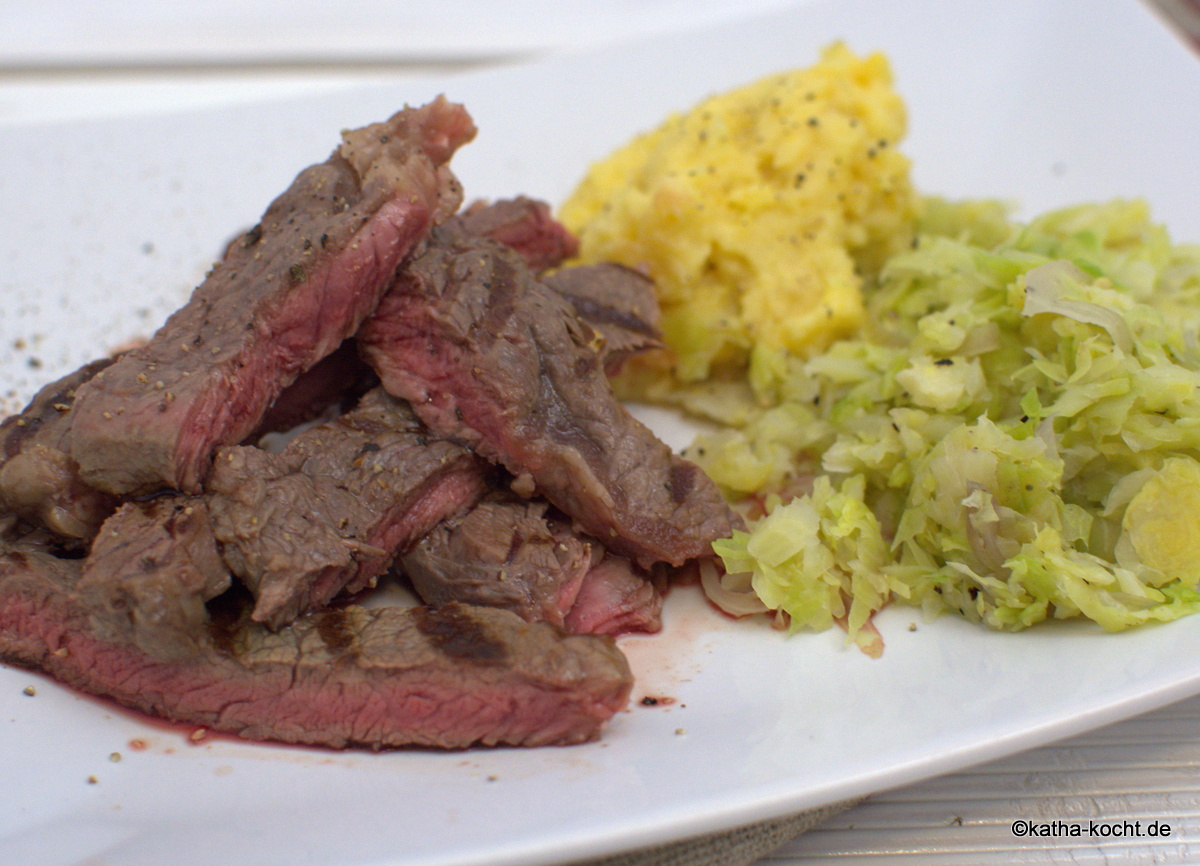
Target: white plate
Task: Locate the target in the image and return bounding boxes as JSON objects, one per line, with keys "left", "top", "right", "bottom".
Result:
{"left": 3, "top": 1, "right": 1200, "bottom": 864}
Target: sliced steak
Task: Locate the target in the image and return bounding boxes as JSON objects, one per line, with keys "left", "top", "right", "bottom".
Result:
{"left": 446, "top": 196, "right": 579, "bottom": 272}
{"left": 69, "top": 97, "right": 476, "bottom": 496}
{"left": 401, "top": 494, "right": 593, "bottom": 629}
{"left": 563, "top": 555, "right": 663, "bottom": 637}
{"left": 0, "top": 537, "right": 632, "bottom": 748}
{"left": 440, "top": 198, "right": 660, "bottom": 369}
{"left": 79, "top": 497, "right": 229, "bottom": 661}
{"left": 357, "top": 232, "right": 741, "bottom": 568}
{"left": 402, "top": 492, "right": 662, "bottom": 636}
{"left": 0, "top": 358, "right": 119, "bottom": 542}
{"left": 542, "top": 263, "right": 663, "bottom": 374}
{"left": 208, "top": 388, "right": 491, "bottom": 629}
{"left": 247, "top": 197, "right": 577, "bottom": 442}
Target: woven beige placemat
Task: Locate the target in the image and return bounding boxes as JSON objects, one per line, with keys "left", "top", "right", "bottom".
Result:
{"left": 570, "top": 800, "right": 860, "bottom": 866}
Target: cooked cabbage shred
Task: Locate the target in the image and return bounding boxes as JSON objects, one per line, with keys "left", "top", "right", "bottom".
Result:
{"left": 693, "top": 198, "right": 1200, "bottom": 648}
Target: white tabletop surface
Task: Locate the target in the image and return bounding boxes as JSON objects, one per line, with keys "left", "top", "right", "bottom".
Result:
{"left": 4, "top": 3, "right": 1200, "bottom": 864}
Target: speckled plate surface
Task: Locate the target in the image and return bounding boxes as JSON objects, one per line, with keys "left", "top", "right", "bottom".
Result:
{"left": 3, "top": 1, "right": 1200, "bottom": 864}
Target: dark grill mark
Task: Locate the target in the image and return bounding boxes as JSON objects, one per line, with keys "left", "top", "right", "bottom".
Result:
{"left": 668, "top": 462, "right": 696, "bottom": 504}
{"left": 558, "top": 292, "right": 660, "bottom": 339}
{"left": 414, "top": 604, "right": 507, "bottom": 664}
{"left": 315, "top": 608, "right": 356, "bottom": 653}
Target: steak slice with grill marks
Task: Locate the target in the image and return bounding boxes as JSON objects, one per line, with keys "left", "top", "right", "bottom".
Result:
{"left": 208, "top": 387, "right": 491, "bottom": 629}
{"left": 357, "top": 232, "right": 741, "bottom": 568}
{"left": 69, "top": 97, "right": 476, "bottom": 496}
{"left": 440, "top": 197, "right": 663, "bottom": 368}
{"left": 541, "top": 263, "right": 663, "bottom": 375}
{"left": 445, "top": 198, "right": 661, "bottom": 367}
{"left": 0, "top": 535, "right": 632, "bottom": 748}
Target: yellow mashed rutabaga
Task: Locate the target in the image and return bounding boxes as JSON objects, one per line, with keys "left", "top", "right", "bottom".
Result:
{"left": 559, "top": 43, "right": 919, "bottom": 391}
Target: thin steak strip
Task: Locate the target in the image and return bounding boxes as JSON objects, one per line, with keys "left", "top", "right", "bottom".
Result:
{"left": 207, "top": 387, "right": 491, "bottom": 629}
{"left": 69, "top": 97, "right": 476, "bottom": 496}
{"left": 0, "top": 538, "right": 632, "bottom": 748}
{"left": 357, "top": 232, "right": 740, "bottom": 568}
